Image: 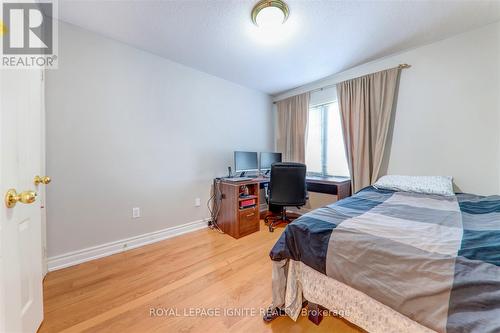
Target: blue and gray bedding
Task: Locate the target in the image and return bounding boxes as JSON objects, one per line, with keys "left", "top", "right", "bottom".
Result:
{"left": 270, "top": 186, "right": 500, "bottom": 333}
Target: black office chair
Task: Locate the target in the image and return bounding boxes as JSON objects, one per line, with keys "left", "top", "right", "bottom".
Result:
{"left": 264, "top": 162, "right": 307, "bottom": 232}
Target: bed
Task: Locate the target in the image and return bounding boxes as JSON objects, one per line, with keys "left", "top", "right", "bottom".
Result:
{"left": 270, "top": 186, "right": 500, "bottom": 333}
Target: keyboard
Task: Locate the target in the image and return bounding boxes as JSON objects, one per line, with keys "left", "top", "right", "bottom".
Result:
{"left": 223, "top": 177, "right": 253, "bottom": 182}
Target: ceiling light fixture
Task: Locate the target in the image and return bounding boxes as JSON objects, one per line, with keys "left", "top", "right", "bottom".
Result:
{"left": 251, "top": 0, "right": 290, "bottom": 28}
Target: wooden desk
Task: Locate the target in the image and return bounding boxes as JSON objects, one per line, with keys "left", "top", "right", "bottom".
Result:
{"left": 304, "top": 176, "right": 351, "bottom": 200}
{"left": 254, "top": 175, "right": 352, "bottom": 200}
{"left": 216, "top": 176, "right": 351, "bottom": 239}
{"left": 217, "top": 179, "right": 260, "bottom": 239}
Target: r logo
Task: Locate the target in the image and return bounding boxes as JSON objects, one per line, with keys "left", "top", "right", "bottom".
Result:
{"left": 3, "top": 2, "right": 53, "bottom": 54}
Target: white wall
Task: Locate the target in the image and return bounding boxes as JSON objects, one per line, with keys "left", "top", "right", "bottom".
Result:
{"left": 46, "top": 23, "right": 273, "bottom": 258}
{"left": 275, "top": 22, "right": 500, "bottom": 195}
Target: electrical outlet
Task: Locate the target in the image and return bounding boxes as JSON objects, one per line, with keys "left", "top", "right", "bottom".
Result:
{"left": 194, "top": 198, "right": 201, "bottom": 207}
{"left": 132, "top": 207, "right": 141, "bottom": 219}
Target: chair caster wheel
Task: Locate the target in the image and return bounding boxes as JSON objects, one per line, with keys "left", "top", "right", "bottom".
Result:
{"left": 269, "top": 227, "right": 274, "bottom": 232}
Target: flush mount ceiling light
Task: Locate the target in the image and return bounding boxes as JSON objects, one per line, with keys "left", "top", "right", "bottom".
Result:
{"left": 251, "top": 0, "right": 290, "bottom": 28}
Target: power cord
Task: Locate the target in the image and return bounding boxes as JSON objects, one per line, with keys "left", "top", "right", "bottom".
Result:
{"left": 207, "top": 178, "right": 224, "bottom": 233}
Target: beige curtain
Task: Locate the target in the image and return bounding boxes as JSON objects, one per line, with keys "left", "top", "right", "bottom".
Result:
{"left": 337, "top": 68, "right": 400, "bottom": 193}
{"left": 276, "top": 92, "right": 310, "bottom": 162}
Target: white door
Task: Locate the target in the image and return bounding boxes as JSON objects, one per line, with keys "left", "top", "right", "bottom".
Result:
{"left": 0, "top": 68, "right": 45, "bottom": 332}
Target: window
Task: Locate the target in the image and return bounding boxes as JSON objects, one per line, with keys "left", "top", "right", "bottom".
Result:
{"left": 305, "top": 101, "right": 349, "bottom": 177}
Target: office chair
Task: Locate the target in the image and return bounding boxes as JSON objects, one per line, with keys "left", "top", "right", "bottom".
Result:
{"left": 264, "top": 162, "right": 307, "bottom": 232}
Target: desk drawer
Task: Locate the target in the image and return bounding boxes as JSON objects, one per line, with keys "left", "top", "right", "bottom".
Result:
{"left": 239, "top": 207, "right": 259, "bottom": 234}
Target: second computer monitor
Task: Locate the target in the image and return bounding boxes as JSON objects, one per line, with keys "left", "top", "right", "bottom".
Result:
{"left": 260, "top": 152, "right": 282, "bottom": 172}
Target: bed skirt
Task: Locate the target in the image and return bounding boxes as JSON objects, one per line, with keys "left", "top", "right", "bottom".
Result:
{"left": 272, "top": 259, "right": 436, "bottom": 333}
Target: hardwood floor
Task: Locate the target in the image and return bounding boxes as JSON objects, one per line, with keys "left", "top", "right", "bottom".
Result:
{"left": 39, "top": 221, "right": 363, "bottom": 333}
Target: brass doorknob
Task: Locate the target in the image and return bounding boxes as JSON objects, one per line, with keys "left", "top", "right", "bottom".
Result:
{"left": 34, "top": 175, "right": 51, "bottom": 185}
{"left": 4, "top": 189, "right": 37, "bottom": 208}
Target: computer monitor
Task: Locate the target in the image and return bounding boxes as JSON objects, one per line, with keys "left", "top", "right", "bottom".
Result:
{"left": 260, "top": 152, "right": 282, "bottom": 174}
{"left": 234, "top": 151, "right": 258, "bottom": 176}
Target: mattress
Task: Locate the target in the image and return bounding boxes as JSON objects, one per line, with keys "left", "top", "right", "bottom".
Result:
{"left": 270, "top": 186, "right": 500, "bottom": 332}
{"left": 274, "top": 259, "right": 434, "bottom": 333}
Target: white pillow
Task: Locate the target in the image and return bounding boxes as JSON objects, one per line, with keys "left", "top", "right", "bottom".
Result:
{"left": 373, "top": 175, "right": 454, "bottom": 196}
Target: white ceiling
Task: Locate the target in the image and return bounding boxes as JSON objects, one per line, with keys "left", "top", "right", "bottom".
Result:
{"left": 58, "top": 0, "right": 500, "bottom": 95}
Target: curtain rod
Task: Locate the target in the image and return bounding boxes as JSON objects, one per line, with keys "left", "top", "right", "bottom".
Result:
{"left": 273, "top": 63, "right": 411, "bottom": 104}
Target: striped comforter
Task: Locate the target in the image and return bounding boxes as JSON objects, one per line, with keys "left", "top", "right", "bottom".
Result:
{"left": 270, "top": 186, "right": 500, "bottom": 332}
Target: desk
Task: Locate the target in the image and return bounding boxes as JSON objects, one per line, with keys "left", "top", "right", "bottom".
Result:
{"left": 253, "top": 175, "right": 351, "bottom": 200}
{"left": 216, "top": 176, "right": 351, "bottom": 239}
{"left": 304, "top": 176, "right": 351, "bottom": 199}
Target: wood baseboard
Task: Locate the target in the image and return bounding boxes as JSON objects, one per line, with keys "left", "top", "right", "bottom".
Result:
{"left": 47, "top": 218, "right": 209, "bottom": 271}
